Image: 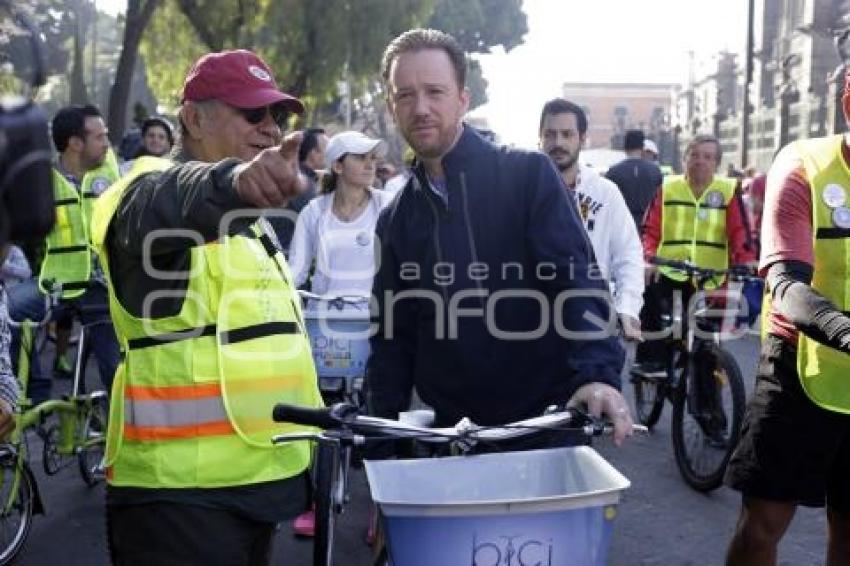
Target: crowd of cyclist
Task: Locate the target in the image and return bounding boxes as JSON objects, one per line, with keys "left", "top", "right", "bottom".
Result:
{"left": 0, "top": 25, "right": 848, "bottom": 566}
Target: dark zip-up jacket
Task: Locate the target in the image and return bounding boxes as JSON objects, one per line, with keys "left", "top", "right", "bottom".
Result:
{"left": 368, "top": 125, "right": 624, "bottom": 426}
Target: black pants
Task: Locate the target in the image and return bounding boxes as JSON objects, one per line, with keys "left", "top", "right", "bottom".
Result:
{"left": 725, "top": 334, "right": 850, "bottom": 510}
{"left": 636, "top": 276, "right": 695, "bottom": 366}
{"left": 107, "top": 502, "right": 276, "bottom": 566}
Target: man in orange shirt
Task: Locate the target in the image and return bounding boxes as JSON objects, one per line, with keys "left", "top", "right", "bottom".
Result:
{"left": 724, "top": 74, "right": 850, "bottom": 566}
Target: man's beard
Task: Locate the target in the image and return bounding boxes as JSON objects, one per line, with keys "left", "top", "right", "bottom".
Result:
{"left": 549, "top": 150, "right": 577, "bottom": 172}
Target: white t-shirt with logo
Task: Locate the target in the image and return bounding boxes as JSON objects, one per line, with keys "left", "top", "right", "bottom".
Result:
{"left": 288, "top": 188, "right": 395, "bottom": 298}
{"left": 573, "top": 163, "right": 645, "bottom": 319}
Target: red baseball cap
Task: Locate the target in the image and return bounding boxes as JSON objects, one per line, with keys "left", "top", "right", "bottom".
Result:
{"left": 181, "top": 49, "right": 304, "bottom": 114}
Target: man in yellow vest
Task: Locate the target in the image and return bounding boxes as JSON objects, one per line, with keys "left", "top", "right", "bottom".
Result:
{"left": 724, "top": 73, "right": 850, "bottom": 565}
{"left": 93, "top": 49, "right": 322, "bottom": 565}
{"left": 635, "top": 134, "right": 757, "bottom": 377}
{"left": 7, "top": 104, "right": 121, "bottom": 403}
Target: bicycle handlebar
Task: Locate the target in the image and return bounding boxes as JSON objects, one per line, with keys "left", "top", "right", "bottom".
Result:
{"left": 271, "top": 402, "right": 646, "bottom": 446}
{"left": 649, "top": 256, "right": 761, "bottom": 282}
{"left": 297, "top": 290, "right": 370, "bottom": 309}
{"left": 272, "top": 402, "right": 359, "bottom": 429}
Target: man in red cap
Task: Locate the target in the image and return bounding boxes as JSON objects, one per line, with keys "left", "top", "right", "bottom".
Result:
{"left": 724, "top": 70, "right": 850, "bottom": 564}
{"left": 91, "top": 49, "right": 323, "bottom": 565}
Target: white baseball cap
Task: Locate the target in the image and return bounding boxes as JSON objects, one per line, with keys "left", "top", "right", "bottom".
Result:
{"left": 643, "top": 139, "right": 659, "bottom": 156}
{"left": 325, "top": 131, "right": 387, "bottom": 168}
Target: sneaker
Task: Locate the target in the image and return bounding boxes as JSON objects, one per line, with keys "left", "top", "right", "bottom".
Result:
{"left": 292, "top": 507, "right": 315, "bottom": 537}
{"left": 53, "top": 356, "right": 73, "bottom": 379}
{"left": 365, "top": 504, "right": 377, "bottom": 546}
{"left": 92, "top": 457, "right": 106, "bottom": 481}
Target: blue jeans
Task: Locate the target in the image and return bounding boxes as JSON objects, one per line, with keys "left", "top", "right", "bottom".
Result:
{"left": 7, "top": 279, "right": 119, "bottom": 402}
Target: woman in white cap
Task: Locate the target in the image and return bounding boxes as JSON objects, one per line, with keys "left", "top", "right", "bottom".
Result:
{"left": 288, "top": 130, "right": 394, "bottom": 536}
{"left": 289, "top": 130, "right": 395, "bottom": 302}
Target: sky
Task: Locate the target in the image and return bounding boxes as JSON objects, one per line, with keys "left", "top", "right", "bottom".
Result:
{"left": 96, "top": 0, "right": 749, "bottom": 147}
{"left": 474, "top": 0, "right": 749, "bottom": 148}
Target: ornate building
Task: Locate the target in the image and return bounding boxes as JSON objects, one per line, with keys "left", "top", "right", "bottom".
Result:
{"left": 560, "top": 82, "right": 678, "bottom": 163}
{"left": 675, "top": 0, "right": 850, "bottom": 172}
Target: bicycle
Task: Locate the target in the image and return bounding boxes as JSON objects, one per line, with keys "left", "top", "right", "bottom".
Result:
{"left": 299, "top": 291, "right": 371, "bottom": 410}
{"left": 300, "top": 290, "right": 371, "bottom": 482}
{"left": 0, "top": 285, "right": 109, "bottom": 564}
{"left": 271, "top": 402, "right": 645, "bottom": 566}
{"left": 630, "top": 256, "right": 760, "bottom": 492}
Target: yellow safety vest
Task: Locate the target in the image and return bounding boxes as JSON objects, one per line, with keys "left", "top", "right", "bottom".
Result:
{"left": 794, "top": 135, "right": 850, "bottom": 413}
{"left": 39, "top": 148, "right": 120, "bottom": 299}
{"left": 91, "top": 156, "right": 323, "bottom": 488}
{"left": 656, "top": 175, "right": 736, "bottom": 289}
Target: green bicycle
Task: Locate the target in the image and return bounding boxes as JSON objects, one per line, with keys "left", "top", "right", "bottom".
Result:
{"left": 0, "top": 288, "right": 108, "bottom": 564}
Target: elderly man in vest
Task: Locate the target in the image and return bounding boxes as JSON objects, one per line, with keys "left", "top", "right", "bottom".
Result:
{"left": 92, "top": 50, "right": 322, "bottom": 565}
{"left": 634, "top": 134, "right": 757, "bottom": 380}
{"left": 7, "top": 104, "right": 121, "bottom": 403}
{"left": 724, "top": 71, "right": 850, "bottom": 565}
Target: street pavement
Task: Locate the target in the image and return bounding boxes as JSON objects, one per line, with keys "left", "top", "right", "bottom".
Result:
{"left": 16, "top": 331, "right": 828, "bottom": 565}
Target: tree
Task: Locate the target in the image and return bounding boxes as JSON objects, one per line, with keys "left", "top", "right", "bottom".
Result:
{"left": 426, "top": 0, "right": 527, "bottom": 110}
{"left": 136, "top": 0, "right": 528, "bottom": 136}
{"left": 30, "top": 0, "right": 97, "bottom": 103}
{"left": 107, "top": 0, "right": 161, "bottom": 144}
{"left": 31, "top": 1, "right": 71, "bottom": 76}
{"left": 68, "top": 0, "right": 96, "bottom": 103}
{"left": 138, "top": 0, "right": 207, "bottom": 108}
{"left": 140, "top": 0, "right": 435, "bottom": 113}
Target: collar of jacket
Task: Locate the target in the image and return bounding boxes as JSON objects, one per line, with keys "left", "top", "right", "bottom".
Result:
{"left": 411, "top": 123, "right": 488, "bottom": 186}
{"left": 171, "top": 146, "right": 196, "bottom": 164}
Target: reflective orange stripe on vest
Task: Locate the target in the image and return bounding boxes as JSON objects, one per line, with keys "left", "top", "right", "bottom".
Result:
{"left": 122, "top": 375, "right": 307, "bottom": 441}
{"left": 124, "top": 383, "right": 233, "bottom": 441}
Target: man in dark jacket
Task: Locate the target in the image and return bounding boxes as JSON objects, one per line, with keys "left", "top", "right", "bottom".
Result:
{"left": 606, "top": 129, "right": 663, "bottom": 231}
{"left": 369, "top": 29, "right": 632, "bottom": 445}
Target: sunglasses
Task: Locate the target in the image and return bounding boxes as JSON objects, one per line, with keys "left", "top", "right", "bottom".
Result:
{"left": 234, "top": 105, "right": 291, "bottom": 128}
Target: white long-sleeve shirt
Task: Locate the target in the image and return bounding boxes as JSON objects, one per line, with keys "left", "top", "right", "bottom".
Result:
{"left": 288, "top": 188, "right": 395, "bottom": 298}
{"left": 572, "top": 163, "right": 645, "bottom": 319}
{"left": 0, "top": 245, "right": 31, "bottom": 286}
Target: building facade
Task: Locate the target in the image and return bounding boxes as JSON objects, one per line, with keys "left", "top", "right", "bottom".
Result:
{"left": 675, "top": 0, "right": 850, "bottom": 173}
{"left": 561, "top": 82, "right": 678, "bottom": 162}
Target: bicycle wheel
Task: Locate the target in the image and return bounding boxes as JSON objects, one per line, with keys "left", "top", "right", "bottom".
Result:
{"left": 0, "top": 457, "right": 35, "bottom": 565}
{"left": 671, "top": 346, "right": 745, "bottom": 492}
{"left": 313, "top": 442, "right": 340, "bottom": 566}
{"left": 41, "top": 425, "right": 63, "bottom": 476}
{"left": 631, "top": 372, "right": 665, "bottom": 428}
{"left": 78, "top": 397, "right": 107, "bottom": 487}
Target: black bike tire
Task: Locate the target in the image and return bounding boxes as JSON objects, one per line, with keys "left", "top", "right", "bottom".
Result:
{"left": 314, "top": 442, "right": 338, "bottom": 566}
{"left": 0, "top": 460, "right": 35, "bottom": 565}
{"left": 78, "top": 397, "right": 107, "bottom": 487}
{"left": 671, "top": 347, "right": 745, "bottom": 492}
{"left": 41, "top": 424, "right": 63, "bottom": 476}
{"left": 632, "top": 374, "right": 665, "bottom": 428}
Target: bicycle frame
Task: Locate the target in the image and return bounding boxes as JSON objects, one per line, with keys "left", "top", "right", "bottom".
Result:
{"left": 649, "top": 256, "right": 758, "bottom": 388}
{"left": 1, "top": 284, "right": 109, "bottom": 518}
{"left": 632, "top": 256, "right": 756, "bottom": 491}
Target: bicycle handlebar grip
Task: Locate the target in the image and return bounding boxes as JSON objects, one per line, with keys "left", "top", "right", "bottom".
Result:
{"left": 271, "top": 404, "right": 339, "bottom": 429}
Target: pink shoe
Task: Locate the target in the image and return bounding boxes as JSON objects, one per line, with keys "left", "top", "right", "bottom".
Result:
{"left": 293, "top": 507, "right": 315, "bottom": 537}
{"left": 365, "top": 503, "right": 377, "bottom": 546}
